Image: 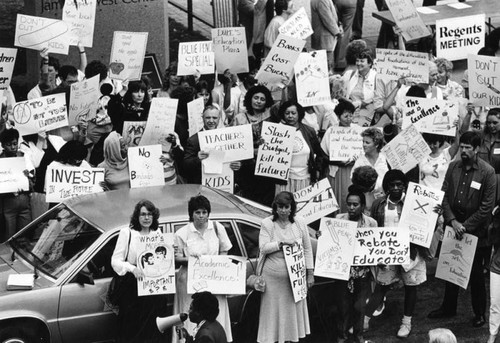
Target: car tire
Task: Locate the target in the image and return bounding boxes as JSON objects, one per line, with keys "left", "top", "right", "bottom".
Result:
{"left": 0, "top": 326, "right": 38, "bottom": 343}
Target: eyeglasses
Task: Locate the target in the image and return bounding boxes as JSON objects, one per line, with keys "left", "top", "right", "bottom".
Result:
{"left": 140, "top": 213, "right": 153, "bottom": 218}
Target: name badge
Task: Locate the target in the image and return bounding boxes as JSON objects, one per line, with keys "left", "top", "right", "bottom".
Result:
{"left": 471, "top": 181, "right": 481, "bottom": 190}
{"left": 494, "top": 148, "right": 500, "bottom": 155}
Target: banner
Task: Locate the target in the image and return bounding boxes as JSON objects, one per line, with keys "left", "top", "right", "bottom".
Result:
{"left": 294, "top": 50, "right": 330, "bottom": 106}
{"left": 314, "top": 218, "right": 356, "bottom": 280}
{"left": 436, "top": 226, "right": 477, "bottom": 289}
{"left": 109, "top": 31, "right": 148, "bottom": 81}
{"left": 198, "top": 124, "right": 253, "bottom": 162}
{"left": 45, "top": 166, "right": 104, "bottom": 203}
{"left": 177, "top": 41, "right": 214, "bottom": 76}
{"left": 468, "top": 54, "right": 500, "bottom": 107}
{"left": 385, "top": 0, "right": 431, "bottom": 42}
{"left": 122, "top": 121, "right": 147, "bottom": 148}
{"left": 15, "top": 14, "right": 70, "bottom": 55}
{"left": 278, "top": 7, "right": 313, "bottom": 40}
{"left": 352, "top": 227, "right": 410, "bottom": 266}
{"left": 0, "top": 157, "right": 29, "bottom": 194}
{"left": 68, "top": 75, "right": 99, "bottom": 126}
{"left": 136, "top": 232, "right": 176, "bottom": 296}
{"left": 61, "top": 0, "right": 97, "bottom": 47}
{"left": 328, "top": 126, "right": 364, "bottom": 161}
{"left": 0, "top": 48, "right": 17, "bottom": 92}
{"left": 283, "top": 240, "right": 307, "bottom": 303}
{"left": 399, "top": 182, "right": 444, "bottom": 248}
{"left": 187, "top": 97, "right": 205, "bottom": 136}
{"left": 187, "top": 255, "right": 246, "bottom": 294}
{"left": 128, "top": 144, "right": 165, "bottom": 188}
{"left": 140, "top": 98, "right": 178, "bottom": 147}
{"left": 436, "top": 14, "right": 485, "bottom": 61}
{"left": 12, "top": 93, "right": 69, "bottom": 136}
{"left": 402, "top": 97, "right": 459, "bottom": 137}
{"left": 212, "top": 27, "right": 248, "bottom": 74}
{"left": 294, "top": 178, "right": 339, "bottom": 224}
{"left": 374, "top": 49, "right": 428, "bottom": 84}
{"left": 255, "top": 122, "right": 295, "bottom": 180}
{"left": 202, "top": 163, "right": 234, "bottom": 193}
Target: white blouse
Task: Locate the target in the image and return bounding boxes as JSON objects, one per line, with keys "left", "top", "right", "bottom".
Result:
{"left": 174, "top": 220, "right": 232, "bottom": 258}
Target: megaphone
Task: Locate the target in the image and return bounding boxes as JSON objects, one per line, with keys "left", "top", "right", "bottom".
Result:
{"left": 156, "top": 313, "right": 188, "bottom": 333}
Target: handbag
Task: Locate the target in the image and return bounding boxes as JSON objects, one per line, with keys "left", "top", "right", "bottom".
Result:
{"left": 107, "top": 229, "right": 133, "bottom": 307}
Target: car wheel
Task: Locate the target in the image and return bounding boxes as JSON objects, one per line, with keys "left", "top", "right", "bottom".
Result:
{"left": 0, "top": 326, "right": 37, "bottom": 343}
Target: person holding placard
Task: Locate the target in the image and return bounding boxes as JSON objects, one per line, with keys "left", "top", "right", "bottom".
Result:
{"left": 263, "top": 0, "right": 294, "bottom": 58}
{"left": 195, "top": 80, "right": 214, "bottom": 107}
{"left": 97, "top": 131, "right": 130, "bottom": 190}
{"left": 435, "top": 58, "right": 465, "bottom": 100}
{"left": 419, "top": 133, "right": 459, "bottom": 190}
{"left": 158, "top": 61, "right": 195, "bottom": 99}
{"left": 475, "top": 108, "right": 500, "bottom": 199}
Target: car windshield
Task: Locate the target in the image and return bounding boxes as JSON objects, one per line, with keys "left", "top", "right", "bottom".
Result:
{"left": 10, "top": 204, "right": 103, "bottom": 280}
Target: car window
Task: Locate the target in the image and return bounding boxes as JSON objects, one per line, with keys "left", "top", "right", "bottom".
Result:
{"left": 235, "top": 221, "right": 260, "bottom": 258}
{"left": 80, "top": 236, "right": 118, "bottom": 281}
{"left": 219, "top": 221, "right": 242, "bottom": 257}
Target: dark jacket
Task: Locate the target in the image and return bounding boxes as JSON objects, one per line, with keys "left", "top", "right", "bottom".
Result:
{"left": 187, "top": 320, "right": 227, "bottom": 343}
{"left": 182, "top": 130, "right": 203, "bottom": 184}
{"left": 107, "top": 94, "right": 150, "bottom": 135}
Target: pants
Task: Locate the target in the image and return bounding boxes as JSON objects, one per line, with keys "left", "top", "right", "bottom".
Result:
{"left": 2, "top": 194, "right": 32, "bottom": 241}
{"left": 337, "top": 276, "right": 371, "bottom": 339}
{"left": 490, "top": 271, "right": 500, "bottom": 335}
{"left": 352, "top": 0, "right": 365, "bottom": 38}
{"left": 334, "top": 0, "right": 357, "bottom": 69}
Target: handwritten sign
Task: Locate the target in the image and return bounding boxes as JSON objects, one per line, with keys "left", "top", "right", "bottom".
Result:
{"left": 0, "top": 157, "right": 29, "bottom": 194}
{"left": 294, "top": 178, "right": 339, "bottom": 224}
{"left": 177, "top": 41, "right": 214, "bottom": 76}
{"left": 109, "top": 31, "right": 148, "bottom": 81}
{"left": 61, "top": 0, "right": 97, "bottom": 47}
{"left": 187, "top": 255, "right": 246, "bottom": 294}
{"left": 255, "top": 122, "right": 295, "bottom": 180}
{"left": 278, "top": 7, "right": 313, "bottom": 40}
{"left": 187, "top": 97, "right": 205, "bottom": 136}
{"left": 122, "top": 121, "right": 147, "bottom": 148}
{"left": 45, "top": 166, "right": 104, "bottom": 203}
{"left": 12, "top": 93, "right": 69, "bottom": 136}
{"left": 202, "top": 163, "right": 234, "bottom": 193}
{"left": 374, "top": 49, "right": 428, "bottom": 83}
{"left": 69, "top": 75, "right": 99, "bottom": 126}
{"left": 198, "top": 124, "right": 253, "bottom": 163}
{"left": 15, "top": 14, "right": 70, "bottom": 55}
{"left": 328, "top": 126, "right": 364, "bottom": 161}
{"left": 381, "top": 124, "right": 431, "bottom": 173}
{"left": 436, "top": 14, "right": 484, "bottom": 61}
{"left": 128, "top": 144, "right": 165, "bottom": 188}
{"left": 402, "top": 97, "right": 458, "bottom": 137}
{"left": 314, "top": 218, "right": 356, "bottom": 280}
{"left": 436, "top": 226, "right": 478, "bottom": 289}
{"left": 352, "top": 227, "right": 410, "bottom": 266}
{"left": 136, "top": 232, "right": 176, "bottom": 296}
{"left": 295, "top": 50, "right": 330, "bottom": 106}
{"left": 0, "top": 48, "right": 17, "bottom": 92}
{"left": 140, "top": 98, "right": 178, "bottom": 147}
{"left": 385, "top": 0, "right": 431, "bottom": 42}
{"left": 284, "top": 240, "right": 307, "bottom": 302}
{"left": 468, "top": 54, "right": 500, "bottom": 107}
{"left": 212, "top": 27, "right": 248, "bottom": 74}
{"left": 399, "top": 182, "right": 444, "bottom": 248}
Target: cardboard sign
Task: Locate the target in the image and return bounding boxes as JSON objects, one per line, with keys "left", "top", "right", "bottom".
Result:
{"left": 374, "top": 49, "right": 428, "bottom": 84}
{"left": 187, "top": 255, "right": 246, "bottom": 294}
{"left": 399, "top": 182, "right": 444, "bottom": 248}
{"left": 0, "top": 157, "right": 29, "bottom": 194}
{"left": 284, "top": 240, "right": 307, "bottom": 303}
{"left": 295, "top": 50, "right": 330, "bottom": 106}
{"left": 294, "top": 178, "right": 339, "bottom": 224}
{"left": 212, "top": 27, "right": 248, "bottom": 74}
{"left": 202, "top": 163, "right": 234, "bottom": 193}
{"left": 140, "top": 98, "right": 178, "bottom": 147}
{"left": 128, "top": 144, "right": 165, "bottom": 188}
{"left": 436, "top": 226, "right": 478, "bottom": 289}
{"left": 402, "top": 97, "right": 459, "bottom": 137}
{"left": 122, "top": 121, "right": 147, "bottom": 148}
{"left": 136, "top": 232, "right": 176, "bottom": 296}
{"left": 468, "top": 54, "right": 500, "bottom": 107}
{"left": 328, "top": 126, "right": 364, "bottom": 161}
{"left": 45, "top": 166, "right": 104, "bottom": 203}
{"left": 314, "top": 218, "right": 356, "bottom": 280}
{"left": 278, "top": 7, "right": 313, "bottom": 40}
{"left": 187, "top": 97, "right": 205, "bottom": 137}
{"left": 109, "top": 31, "right": 148, "bottom": 81}
{"left": 256, "top": 34, "right": 306, "bottom": 88}
{"left": 0, "top": 48, "right": 17, "bottom": 92}
{"left": 15, "top": 14, "right": 70, "bottom": 55}
{"left": 255, "top": 122, "right": 295, "bottom": 180}
{"left": 198, "top": 124, "right": 254, "bottom": 163}
{"left": 68, "top": 75, "right": 100, "bottom": 126}
{"left": 177, "top": 41, "right": 215, "bottom": 76}
{"left": 12, "top": 93, "right": 69, "bottom": 136}
{"left": 61, "top": 0, "right": 97, "bottom": 47}
{"left": 352, "top": 227, "right": 410, "bottom": 266}
{"left": 436, "top": 14, "right": 485, "bottom": 61}
{"left": 385, "top": 0, "right": 431, "bottom": 42}
{"left": 381, "top": 124, "right": 431, "bottom": 173}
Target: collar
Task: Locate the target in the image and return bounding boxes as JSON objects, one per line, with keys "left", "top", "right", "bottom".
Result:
{"left": 188, "top": 222, "right": 214, "bottom": 234}
{"left": 387, "top": 193, "right": 405, "bottom": 206}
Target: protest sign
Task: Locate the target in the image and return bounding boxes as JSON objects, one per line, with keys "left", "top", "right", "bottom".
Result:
{"left": 109, "top": 31, "right": 148, "bottom": 81}
{"left": 256, "top": 34, "right": 306, "bottom": 88}
{"left": 122, "top": 121, "right": 147, "bottom": 148}
{"left": 45, "top": 166, "right": 104, "bottom": 203}
{"left": 352, "top": 227, "right": 410, "bottom": 266}
{"left": 436, "top": 14, "right": 484, "bottom": 61}
{"left": 187, "top": 255, "right": 246, "bottom": 295}
{"left": 328, "top": 126, "right": 364, "bottom": 161}
{"left": 68, "top": 75, "right": 99, "bottom": 126}
{"left": 198, "top": 124, "right": 253, "bottom": 163}
{"left": 374, "top": 49, "right": 428, "bottom": 84}
{"left": 0, "top": 48, "right": 17, "bottom": 92}
{"left": 436, "top": 226, "right": 478, "bottom": 289}
{"left": 128, "top": 144, "right": 165, "bottom": 188}
{"left": 136, "top": 232, "right": 176, "bottom": 296}
{"left": 381, "top": 124, "right": 431, "bottom": 173}
{"left": 61, "top": 0, "right": 97, "bottom": 47}
{"left": 314, "top": 218, "right": 356, "bottom": 280}
{"left": 294, "top": 50, "right": 330, "bottom": 106}
{"left": 212, "top": 27, "right": 248, "bottom": 74}
{"left": 0, "top": 157, "right": 29, "bottom": 194}
{"left": 255, "top": 122, "right": 295, "bottom": 180}
{"left": 187, "top": 97, "right": 205, "bottom": 137}
{"left": 140, "top": 98, "right": 178, "bottom": 147}
{"left": 402, "top": 97, "right": 459, "bottom": 137}
{"left": 294, "top": 178, "right": 339, "bottom": 224}
{"left": 468, "top": 54, "right": 500, "bottom": 107}
{"left": 399, "top": 182, "right": 444, "bottom": 248}
{"left": 284, "top": 240, "right": 307, "bottom": 302}
{"left": 279, "top": 7, "right": 313, "bottom": 40}
{"left": 202, "top": 163, "right": 234, "bottom": 193}
{"left": 15, "top": 14, "right": 70, "bottom": 55}
{"left": 12, "top": 93, "right": 69, "bottom": 136}
{"left": 177, "top": 41, "right": 214, "bottom": 76}
{"left": 385, "top": 0, "right": 430, "bottom": 42}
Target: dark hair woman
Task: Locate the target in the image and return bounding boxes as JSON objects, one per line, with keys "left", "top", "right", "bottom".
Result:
{"left": 182, "top": 292, "right": 227, "bottom": 343}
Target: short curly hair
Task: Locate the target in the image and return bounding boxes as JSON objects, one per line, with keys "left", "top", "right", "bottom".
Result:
{"left": 435, "top": 58, "right": 454, "bottom": 73}
{"left": 361, "top": 127, "right": 384, "bottom": 151}
{"left": 278, "top": 100, "right": 305, "bottom": 123}
{"left": 345, "top": 40, "right": 368, "bottom": 66}
{"left": 243, "top": 85, "right": 274, "bottom": 115}
{"left": 351, "top": 166, "right": 378, "bottom": 192}
{"left": 191, "top": 291, "right": 219, "bottom": 322}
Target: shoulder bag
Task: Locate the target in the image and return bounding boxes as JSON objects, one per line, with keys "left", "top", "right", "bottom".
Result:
{"left": 107, "top": 229, "right": 135, "bottom": 307}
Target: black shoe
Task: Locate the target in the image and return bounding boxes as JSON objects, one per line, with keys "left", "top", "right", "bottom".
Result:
{"left": 427, "top": 308, "right": 456, "bottom": 319}
{"left": 472, "top": 315, "right": 486, "bottom": 327}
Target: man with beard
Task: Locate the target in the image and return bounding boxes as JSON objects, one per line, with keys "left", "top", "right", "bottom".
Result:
{"left": 428, "top": 131, "right": 496, "bottom": 328}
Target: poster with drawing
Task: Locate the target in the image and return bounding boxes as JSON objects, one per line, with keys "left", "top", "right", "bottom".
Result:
{"left": 109, "top": 31, "right": 148, "bottom": 81}
{"left": 68, "top": 75, "right": 100, "bottom": 126}
{"left": 294, "top": 179, "right": 339, "bottom": 224}
{"left": 294, "top": 50, "right": 330, "bottom": 107}
{"left": 284, "top": 239, "right": 307, "bottom": 303}
{"left": 402, "top": 97, "right": 459, "bottom": 137}
{"left": 15, "top": 14, "right": 70, "bottom": 54}
{"left": 187, "top": 255, "right": 246, "bottom": 294}
{"left": 122, "top": 121, "right": 147, "bottom": 148}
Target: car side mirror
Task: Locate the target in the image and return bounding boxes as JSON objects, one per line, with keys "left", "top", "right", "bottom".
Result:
{"left": 75, "top": 270, "right": 95, "bottom": 285}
